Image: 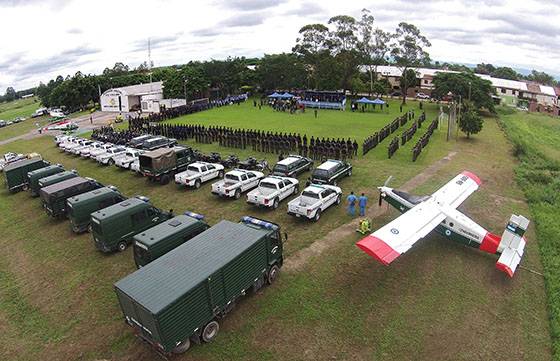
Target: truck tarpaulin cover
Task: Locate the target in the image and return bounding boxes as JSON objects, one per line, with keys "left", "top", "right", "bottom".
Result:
{"left": 143, "top": 148, "right": 176, "bottom": 171}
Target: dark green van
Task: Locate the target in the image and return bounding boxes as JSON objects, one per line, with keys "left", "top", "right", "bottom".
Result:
{"left": 133, "top": 211, "right": 210, "bottom": 268}
{"left": 91, "top": 197, "right": 173, "bottom": 253}
{"left": 40, "top": 177, "right": 104, "bottom": 218}
{"left": 28, "top": 164, "right": 65, "bottom": 197}
{"left": 38, "top": 170, "right": 78, "bottom": 189}
{"left": 4, "top": 157, "right": 50, "bottom": 193}
{"left": 67, "top": 186, "right": 126, "bottom": 233}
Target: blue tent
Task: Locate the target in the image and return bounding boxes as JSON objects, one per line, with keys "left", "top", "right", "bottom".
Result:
{"left": 280, "top": 92, "right": 295, "bottom": 99}
{"left": 371, "top": 98, "right": 386, "bottom": 105}
{"left": 356, "top": 97, "right": 373, "bottom": 104}
{"left": 267, "top": 92, "right": 281, "bottom": 98}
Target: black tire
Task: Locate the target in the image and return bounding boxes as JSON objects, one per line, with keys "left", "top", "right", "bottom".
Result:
{"left": 267, "top": 264, "right": 280, "bottom": 284}
{"left": 347, "top": 169, "right": 352, "bottom": 177}
{"left": 171, "top": 338, "right": 191, "bottom": 354}
{"left": 160, "top": 174, "right": 170, "bottom": 185}
{"left": 333, "top": 180, "right": 337, "bottom": 187}
{"left": 218, "top": 170, "right": 224, "bottom": 178}
{"left": 108, "top": 159, "right": 115, "bottom": 166}
{"left": 87, "top": 223, "right": 93, "bottom": 233}
{"left": 234, "top": 189, "right": 241, "bottom": 199}
{"left": 294, "top": 185, "right": 299, "bottom": 194}
{"left": 272, "top": 197, "right": 279, "bottom": 209}
{"left": 313, "top": 209, "right": 321, "bottom": 222}
{"left": 202, "top": 321, "right": 220, "bottom": 343}
{"left": 117, "top": 241, "right": 127, "bottom": 252}
{"left": 336, "top": 195, "right": 342, "bottom": 205}
{"left": 195, "top": 179, "right": 201, "bottom": 189}
{"left": 22, "top": 184, "right": 29, "bottom": 191}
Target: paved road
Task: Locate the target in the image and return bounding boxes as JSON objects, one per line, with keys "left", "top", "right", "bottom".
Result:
{"left": 0, "top": 111, "right": 115, "bottom": 147}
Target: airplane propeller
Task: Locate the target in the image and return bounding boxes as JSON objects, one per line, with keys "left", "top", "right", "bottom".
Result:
{"left": 378, "top": 176, "right": 393, "bottom": 206}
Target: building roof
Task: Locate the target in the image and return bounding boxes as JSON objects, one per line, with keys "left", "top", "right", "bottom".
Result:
{"left": 102, "top": 82, "right": 163, "bottom": 97}
{"left": 539, "top": 85, "right": 556, "bottom": 96}
{"left": 114, "top": 220, "right": 269, "bottom": 314}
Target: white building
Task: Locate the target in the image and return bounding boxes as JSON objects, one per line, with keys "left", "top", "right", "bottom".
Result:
{"left": 100, "top": 82, "right": 164, "bottom": 113}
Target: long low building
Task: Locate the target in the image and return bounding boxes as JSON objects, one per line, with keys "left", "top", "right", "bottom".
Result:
{"left": 100, "top": 82, "right": 164, "bottom": 113}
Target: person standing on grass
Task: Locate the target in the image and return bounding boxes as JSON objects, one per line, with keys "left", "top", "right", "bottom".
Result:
{"left": 314, "top": 108, "right": 318, "bottom": 119}
{"left": 359, "top": 193, "right": 368, "bottom": 216}
{"left": 347, "top": 191, "right": 357, "bottom": 216}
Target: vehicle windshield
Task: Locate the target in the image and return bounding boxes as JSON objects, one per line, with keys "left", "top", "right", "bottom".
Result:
{"left": 302, "top": 191, "right": 320, "bottom": 199}
{"left": 273, "top": 164, "right": 287, "bottom": 172}
{"left": 312, "top": 169, "right": 329, "bottom": 179}
{"left": 225, "top": 174, "right": 240, "bottom": 181}
{"left": 259, "top": 182, "right": 277, "bottom": 190}
{"left": 187, "top": 166, "right": 199, "bottom": 172}
{"left": 133, "top": 243, "right": 150, "bottom": 266}
{"left": 91, "top": 220, "right": 103, "bottom": 235}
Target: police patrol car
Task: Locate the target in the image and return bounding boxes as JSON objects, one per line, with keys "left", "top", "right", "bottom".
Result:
{"left": 246, "top": 176, "right": 299, "bottom": 209}
{"left": 287, "top": 184, "right": 342, "bottom": 221}
{"left": 211, "top": 169, "right": 264, "bottom": 198}
{"left": 175, "top": 162, "right": 225, "bottom": 188}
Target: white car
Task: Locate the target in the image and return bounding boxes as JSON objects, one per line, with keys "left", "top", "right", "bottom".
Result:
{"left": 62, "top": 138, "right": 85, "bottom": 152}
{"left": 416, "top": 92, "right": 430, "bottom": 99}
{"left": 287, "top": 184, "right": 342, "bottom": 221}
{"left": 79, "top": 142, "right": 104, "bottom": 158}
{"left": 89, "top": 143, "right": 114, "bottom": 159}
{"left": 59, "top": 137, "right": 79, "bottom": 150}
{"left": 115, "top": 149, "right": 143, "bottom": 169}
{"left": 96, "top": 146, "right": 127, "bottom": 165}
{"left": 247, "top": 176, "right": 299, "bottom": 209}
{"left": 175, "top": 162, "right": 225, "bottom": 188}
{"left": 211, "top": 169, "right": 264, "bottom": 199}
{"left": 54, "top": 135, "right": 70, "bottom": 145}
{"left": 130, "top": 159, "right": 141, "bottom": 173}
{"left": 70, "top": 140, "right": 94, "bottom": 155}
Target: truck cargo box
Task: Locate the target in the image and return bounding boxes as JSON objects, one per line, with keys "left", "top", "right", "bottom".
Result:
{"left": 40, "top": 177, "right": 103, "bottom": 218}
{"left": 4, "top": 157, "right": 49, "bottom": 193}
{"left": 27, "top": 164, "right": 65, "bottom": 197}
{"left": 67, "top": 186, "right": 126, "bottom": 233}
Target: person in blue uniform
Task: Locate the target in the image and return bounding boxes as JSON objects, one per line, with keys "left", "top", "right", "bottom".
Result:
{"left": 347, "top": 191, "right": 357, "bottom": 216}
{"left": 359, "top": 193, "right": 368, "bottom": 216}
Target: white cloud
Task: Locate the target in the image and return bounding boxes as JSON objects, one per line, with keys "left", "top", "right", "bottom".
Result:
{"left": 0, "top": 0, "right": 558, "bottom": 92}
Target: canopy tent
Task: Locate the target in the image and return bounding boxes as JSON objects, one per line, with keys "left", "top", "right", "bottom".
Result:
{"left": 267, "top": 92, "right": 282, "bottom": 98}
{"left": 371, "top": 98, "right": 386, "bottom": 105}
{"left": 353, "top": 97, "right": 387, "bottom": 112}
{"left": 356, "top": 97, "right": 373, "bottom": 104}
{"left": 278, "top": 92, "right": 295, "bottom": 99}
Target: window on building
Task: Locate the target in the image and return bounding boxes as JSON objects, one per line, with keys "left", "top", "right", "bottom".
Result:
{"left": 424, "top": 79, "right": 429, "bottom": 84}
{"left": 501, "top": 88, "right": 506, "bottom": 94}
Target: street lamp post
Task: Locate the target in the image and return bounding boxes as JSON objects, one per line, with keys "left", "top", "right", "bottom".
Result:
{"left": 184, "top": 78, "right": 188, "bottom": 105}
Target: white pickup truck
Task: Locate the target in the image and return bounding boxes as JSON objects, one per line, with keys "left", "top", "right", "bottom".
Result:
{"left": 115, "top": 149, "right": 143, "bottom": 170}
{"left": 89, "top": 143, "right": 114, "bottom": 159}
{"left": 246, "top": 176, "right": 299, "bottom": 209}
{"left": 95, "top": 146, "right": 127, "bottom": 165}
{"left": 71, "top": 140, "right": 94, "bottom": 155}
{"left": 211, "top": 169, "right": 264, "bottom": 199}
{"left": 79, "top": 142, "right": 104, "bottom": 158}
{"left": 175, "top": 162, "right": 225, "bottom": 188}
{"left": 287, "top": 184, "right": 342, "bottom": 221}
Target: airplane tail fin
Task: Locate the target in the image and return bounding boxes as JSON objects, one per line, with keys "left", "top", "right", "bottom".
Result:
{"left": 495, "top": 215, "right": 530, "bottom": 277}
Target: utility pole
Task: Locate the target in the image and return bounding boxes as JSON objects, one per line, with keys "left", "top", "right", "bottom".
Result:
{"left": 184, "top": 78, "right": 188, "bottom": 105}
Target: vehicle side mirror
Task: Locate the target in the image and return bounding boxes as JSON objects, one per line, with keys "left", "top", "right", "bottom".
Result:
{"left": 283, "top": 232, "right": 288, "bottom": 242}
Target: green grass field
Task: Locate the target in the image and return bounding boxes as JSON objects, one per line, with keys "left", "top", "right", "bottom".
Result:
{"left": 0, "top": 100, "right": 555, "bottom": 361}
{"left": 0, "top": 97, "right": 47, "bottom": 142}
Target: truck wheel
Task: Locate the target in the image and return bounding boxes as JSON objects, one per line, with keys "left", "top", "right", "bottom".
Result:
{"left": 108, "top": 159, "right": 115, "bottom": 166}
{"left": 202, "top": 321, "right": 220, "bottom": 343}
{"left": 336, "top": 195, "right": 341, "bottom": 205}
{"left": 218, "top": 170, "right": 224, "bottom": 178}
{"left": 272, "top": 198, "right": 279, "bottom": 209}
{"left": 313, "top": 209, "right": 321, "bottom": 222}
{"left": 87, "top": 223, "right": 93, "bottom": 233}
{"left": 347, "top": 169, "right": 352, "bottom": 176}
{"left": 234, "top": 189, "right": 241, "bottom": 199}
{"left": 22, "top": 184, "right": 29, "bottom": 191}
{"left": 267, "top": 265, "right": 280, "bottom": 284}
{"left": 117, "top": 241, "right": 127, "bottom": 252}
{"left": 171, "top": 338, "right": 191, "bottom": 354}
{"left": 160, "top": 174, "right": 170, "bottom": 185}
{"left": 294, "top": 185, "right": 299, "bottom": 194}
{"left": 195, "top": 179, "right": 201, "bottom": 189}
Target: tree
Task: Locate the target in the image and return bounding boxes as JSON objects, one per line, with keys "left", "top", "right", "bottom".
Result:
{"left": 400, "top": 69, "right": 419, "bottom": 100}
{"left": 432, "top": 72, "right": 495, "bottom": 112}
{"left": 256, "top": 53, "right": 307, "bottom": 90}
{"left": 474, "top": 63, "right": 495, "bottom": 75}
{"left": 459, "top": 105, "right": 483, "bottom": 138}
{"left": 390, "top": 22, "right": 431, "bottom": 104}
{"left": 293, "top": 23, "right": 330, "bottom": 89}
{"left": 372, "top": 79, "right": 389, "bottom": 96}
{"left": 328, "top": 15, "right": 360, "bottom": 91}
{"left": 4, "top": 87, "right": 17, "bottom": 102}
{"left": 524, "top": 70, "right": 557, "bottom": 86}
{"left": 358, "top": 9, "right": 392, "bottom": 94}
{"left": 491, "top": 66, "right": 518, "bottom": 80}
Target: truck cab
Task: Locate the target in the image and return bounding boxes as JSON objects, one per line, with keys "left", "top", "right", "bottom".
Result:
{"left": 133, "top": 211, "right": 209, "bottom": 268}
{"left": 27, "top": 164, "right": 65, "bottom": 197}
{"left": 67, "top": 186, "right": 126, "bottom": 233}
{"left": 91, "top": 197, "right": 173, "bottom": 253}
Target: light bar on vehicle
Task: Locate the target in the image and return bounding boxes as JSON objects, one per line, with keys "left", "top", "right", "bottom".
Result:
{"left": 241, "top": 216, "right": 278, "bottom": 230}
{"left": 136, "top": 196, "right": 150, "bottom": 203}
{"left": 184, "top": 211, "right": 205, "bottom": 220}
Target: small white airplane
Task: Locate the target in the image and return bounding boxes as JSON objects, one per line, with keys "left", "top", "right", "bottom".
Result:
{"left": 357, "top": 171, "right": 529, "bottom": 277}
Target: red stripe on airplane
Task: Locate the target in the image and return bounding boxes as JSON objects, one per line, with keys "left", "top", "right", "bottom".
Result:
{"left": 461, "top": 170, "right": 481, "bottom": 185}
{"left": 479, "top": 232, "right": 501, "bottom": 254}
{"left": 496, "top": 262, "right": 514, "bottom": 277}
{"left": 356, "top": 235, "right": 400, "bottom": 265}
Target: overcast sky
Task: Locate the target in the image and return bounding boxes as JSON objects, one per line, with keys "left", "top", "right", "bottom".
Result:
{"left": 0, "top": 0, "right": 559, "bottom": 93}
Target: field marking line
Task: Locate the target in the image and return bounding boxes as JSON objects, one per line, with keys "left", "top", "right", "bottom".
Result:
{"left": 284, "top": 151, "right": 458, "bottom": 272}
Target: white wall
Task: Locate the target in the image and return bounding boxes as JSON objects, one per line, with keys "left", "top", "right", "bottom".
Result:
{"left": 101, "top": 90, "right": 130, "bottom": 112}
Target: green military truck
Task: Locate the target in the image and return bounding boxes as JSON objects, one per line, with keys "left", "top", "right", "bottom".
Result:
{"left": 40, "top": 177, "right": 104, "bottom": 218}
{"left": 133, "top": 211, "right": 210, "bottom": 268}
{"left": 139, "top": 146, "right": 194, "bottom": 185}
{"left": 91, "top": 197, "right": 174, "bottom": 253}
{"left": 67, "top": 186, "right": 127, "bottom": 233}
{"left": 28, "top": 164, "right": 65, "bottom": 197}
{"left": 114, "top": 216, "right": 285, "bottom": 354}
{"left": 4, "top": 157, "right": 50, "bottom": 193}
{"left": 38, "top": 170, "right": 78, "bottom": 190}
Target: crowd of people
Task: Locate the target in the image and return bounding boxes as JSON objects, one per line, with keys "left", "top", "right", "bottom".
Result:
{"left": 362, "top": 111, "right": 415, "bottom": 155}
{"left": 91, "top": 126, "right": 141, "bottom": 145}
{"left": 301, "top": 91, "right": 345, "bottom": 103}
{"left": 412, "top": 117, "right": 438, "bottom": 162}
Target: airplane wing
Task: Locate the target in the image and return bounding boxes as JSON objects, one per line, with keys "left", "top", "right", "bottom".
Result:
{"left": 356, "top": 199, "right": 447, "bottom": 265}
{"left": 432, "top": 171, "right": 481, "bottom": 208}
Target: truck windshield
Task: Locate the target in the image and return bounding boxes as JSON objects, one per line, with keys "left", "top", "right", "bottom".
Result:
{"left": 91, "top": 221, "right": 103, "bottom": 235}
{"left": 187, "top": 166, "right": 199, "bottom": 172}
{"left": 225, "top": 174, "right": 239, "bottom": 181}
{"left": 302, "top": 191, "right": 320, "bottom": 199}
{"left": 273, "top": 164, "right": 287, "bottom": 172}
{"left": 312, "top": 169, "right": 329, "bottom": 179}
{"left": 133, "top": 243, "right": 150, "bottom": 267}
